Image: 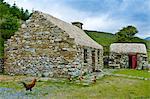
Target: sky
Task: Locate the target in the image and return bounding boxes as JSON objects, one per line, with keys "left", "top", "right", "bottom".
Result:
{"left": 5, "top": 0, "right": 150, "bottom": 38}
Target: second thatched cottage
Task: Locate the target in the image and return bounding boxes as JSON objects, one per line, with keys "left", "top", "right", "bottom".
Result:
{"left": 109, "top": 43, "right": 148, "bottom": 69}
{"left": 4, "top": 11, "right": 103, "bottom": 77}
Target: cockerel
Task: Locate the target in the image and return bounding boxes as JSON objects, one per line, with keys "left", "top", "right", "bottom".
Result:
{"left": 21, "top": 78, "right": 37, "bottom": 91}
{"left": 68, "top": 75, "right": 72, "bottom": 82}
{"left": 92, "top": 76, "right": 97, "bottom": 83}
{"left": 79, "top": 76, "right": 84, "bottom": 81}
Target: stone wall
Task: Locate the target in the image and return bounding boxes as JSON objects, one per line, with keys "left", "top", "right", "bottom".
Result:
{"left": 109, "top": 52, "right": 148, "bottom": 69}
{"left": 109, "top": 53, "right": 129, "bottom": 68}
{"left": 4, "top": 11, "right": 103, "bottom": 77}
{"left": 137, "top": 54, "right": 148, "bottom": 69}
{"left": 80, "top": 47, "right": 103, "bottom": 73}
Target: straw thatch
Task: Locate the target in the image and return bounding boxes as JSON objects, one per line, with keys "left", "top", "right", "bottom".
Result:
{"left": 37, "top": 11, "right": 102, "bottom": 49}
{"left": 110, "top": 43, "right": 147, "bottom": 54}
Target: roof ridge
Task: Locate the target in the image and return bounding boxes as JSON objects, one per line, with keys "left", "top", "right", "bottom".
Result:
{"left": 33, "top": 11, "right": 103, "bottom": 49}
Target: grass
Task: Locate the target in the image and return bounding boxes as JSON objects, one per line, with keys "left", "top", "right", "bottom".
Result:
{"left": 85, "top": 30, "right": 116, "bottom": 46}
{"left": 148, "top": 49, "right": 150, "bottom": 63}
{"left": 113, "top": 69, "right": 150, "bottom": 78}
{"left": 0, "top": 74, "right": 150, "bottom": 98}
{"left": 85, "top": 30, "right": 116, "bottom": 55}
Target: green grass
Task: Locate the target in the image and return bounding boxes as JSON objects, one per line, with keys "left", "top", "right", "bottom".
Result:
{"left": 0, "top": 75, "right": 150, "bottom": 98}
{"left": 85, "top": 30, "right": 116, "bottom": 55}
{"left": 148, "top": 50, "right": 150, "bottom": 63}
{"left": 146, "top": 40, "right": 150, "bottom": 49}
{"left": 147, "top": 40, "right": 150, "bottom": 63}
{"left": 85, "top": 30, "right": 116, "bottom": 46}
{"left": 113, "top": 69, "right": 150, "bottom": 78}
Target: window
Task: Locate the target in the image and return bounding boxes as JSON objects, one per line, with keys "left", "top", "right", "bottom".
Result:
{"left": 97, "top": 50, "right": 100, "bottom": 63}
{"left": 84, "top": 49, "right": 88, "bottom": 63}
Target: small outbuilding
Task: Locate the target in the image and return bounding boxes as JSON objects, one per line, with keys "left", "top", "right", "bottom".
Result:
{"left": 4, "top": 11, "right": 103, "bottom": 77}
{"left": 109, "top": 43, "right": 148, "bottom": 69}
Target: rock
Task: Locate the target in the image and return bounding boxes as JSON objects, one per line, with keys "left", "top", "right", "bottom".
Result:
{"left": 21, "top": 24, "right": 27, "bottom": 28}
{"left": 26, "top": 19, "right": 31, "bottom": 24}
{"left": 42, "top": 72, "right": 50, "bottom": 77}
{"left": 39, "top": 78, "right": 50, "bottom": 81}
{"left": 37, "top": 73, "right": 42, "bottom": 77}
{"left": 55, "top": 38, "right": 62, "bottom": 42}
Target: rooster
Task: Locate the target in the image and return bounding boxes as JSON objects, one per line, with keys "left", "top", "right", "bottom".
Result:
{"left": 68, "top": 75, "right": 72, "bottom": 82}
{"left": 92, "top": 76, "right": 97, "bottom": 83}
{"left": 21, "top": 78, "right": 37, "bottom": 91}
{"left": 79, "top": 76, "right": 84, "bottom": 81}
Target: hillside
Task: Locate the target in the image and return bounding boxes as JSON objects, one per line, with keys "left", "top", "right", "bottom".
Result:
{"left": 145, "top": 37, "right": 150, "bottom": 40}
{"left": 84, "top": 30, "right": 116, "bottom": 46}
{"left": 85, "top": 30, "right": 150, "bottom": 49}
{"left": 84, "top": 30, "right": 116, "bottom": 55}
{"left": 85, "top": 30, "right": 150, "bottom": 63}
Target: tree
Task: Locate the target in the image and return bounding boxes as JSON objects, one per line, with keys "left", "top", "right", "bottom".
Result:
{"left": 0, "top": 15, "right": 20, "bottom": 40}
{"left": 115, "top": 26, "right": 138, "bottom": 42}
{"left": 0, "top": 0, "right": 31, "bottom": 58}
{"left": 10, "top": 2, "right": 21, "bottom": 19}
{"left": 20, "top": 7, "right": 30, "bottom": 21}
{"left": 0, "top": 1, "right": 31, "bottom": 40}
{"left": 0, "top": 0, "right": 10, "bottom": 18}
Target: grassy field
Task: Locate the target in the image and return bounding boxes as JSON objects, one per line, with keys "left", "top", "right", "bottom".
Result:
{"left": 85, "top": 30, "right": 116, "bottom": 55}
{"left": 0, "top": 70, "right": 150, "bottom": 99}
{"left": 85, "top": 30, "right": 116, "bottom": 46}
{"left": 113, "top": 69, "right": 150, "bottom": 78}
{"left": 148, "top": 50, "right": 150, "bottom": 63}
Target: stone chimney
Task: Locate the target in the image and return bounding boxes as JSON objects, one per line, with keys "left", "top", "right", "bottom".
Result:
{"left": 72, "top": 22, "right": 83, "bottom": 29}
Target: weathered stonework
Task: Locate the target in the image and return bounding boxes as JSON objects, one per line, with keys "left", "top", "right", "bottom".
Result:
{"left": 109, "top": 43, "right": 148, "bottom": 69}
{"left": 4, "top": 11, "right": 103, "bottom": 77}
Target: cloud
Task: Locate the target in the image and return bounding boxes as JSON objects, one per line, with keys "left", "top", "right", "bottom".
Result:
{"left": 4, "top": 0, "right": 150, "bottom": 38}
{"left": 82, "top": 14, "right": 125, "bottom": 32}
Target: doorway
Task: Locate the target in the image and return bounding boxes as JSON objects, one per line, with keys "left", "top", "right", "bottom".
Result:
{"left": 129, "top": 54, "right": 137, "bottom": 69}
{"left": 92, "top": 50, "right": 95, "bottom": 72}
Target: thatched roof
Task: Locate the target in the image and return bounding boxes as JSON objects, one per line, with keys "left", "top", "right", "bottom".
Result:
{"left": 110, "top": 43, "right": 147, "bottom": 54}
{"left": 34, "top": 11, "right": 103, "bottom": 49}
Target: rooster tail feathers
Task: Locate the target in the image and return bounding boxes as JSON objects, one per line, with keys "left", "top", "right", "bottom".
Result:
{"left": 21, "top": 82, "right": 27, "bottom": 87}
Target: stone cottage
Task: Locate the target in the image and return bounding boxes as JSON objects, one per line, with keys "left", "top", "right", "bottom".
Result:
{"left": 109, "top": 43, "right": 148, "bottom": 69}
{"left": 4, "top": 11, "right": 103, "bottom": 77}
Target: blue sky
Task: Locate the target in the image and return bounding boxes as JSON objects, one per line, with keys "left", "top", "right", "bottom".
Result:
{"left": 5, "top": 0, "right": 150, "bottom": 38}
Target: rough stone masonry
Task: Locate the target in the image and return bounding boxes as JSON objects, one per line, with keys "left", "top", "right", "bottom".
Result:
{"left": 4, "top": 11, "right": 103, "bottom": 77}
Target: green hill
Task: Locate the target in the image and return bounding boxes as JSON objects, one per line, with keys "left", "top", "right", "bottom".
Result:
{"left": 84, "top": 30, "right": 116, "bottom": 46}
{"left": 84, "top": 30, "right": 117, "bottom": 55}
{"left": 85, "top": 30, "right": 150, "bottom": 63}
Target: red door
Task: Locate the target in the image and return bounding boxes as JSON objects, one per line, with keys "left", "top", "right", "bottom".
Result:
{"left": 129, "top": 54, "right": 137, "bottom": 69}
{"left": 131, "top": 55, "right": 137, "bottom": 69}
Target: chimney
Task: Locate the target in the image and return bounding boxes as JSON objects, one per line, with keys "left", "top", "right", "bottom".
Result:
{"left": 72, "top": 22, "right": 83, "bottom": 29}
